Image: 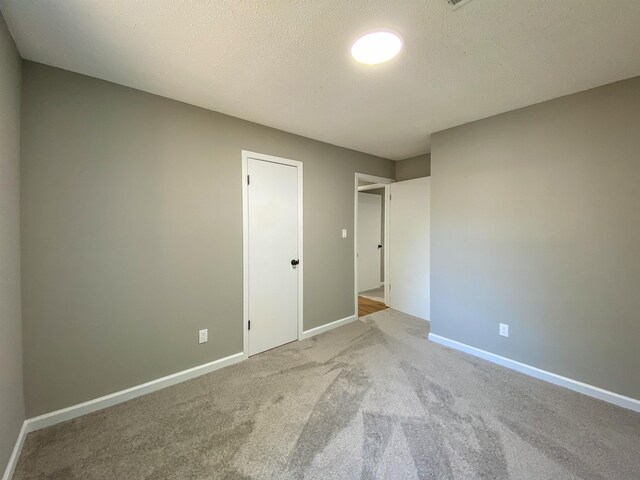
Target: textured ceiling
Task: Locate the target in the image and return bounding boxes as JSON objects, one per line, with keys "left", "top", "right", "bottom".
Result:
{"left": 2, "top": 0, "right": 640, "bottom": 160}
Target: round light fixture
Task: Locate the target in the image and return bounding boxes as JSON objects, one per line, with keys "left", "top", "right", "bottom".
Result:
{"left": 351, "top": 30, "right": 402, "bottom": 65}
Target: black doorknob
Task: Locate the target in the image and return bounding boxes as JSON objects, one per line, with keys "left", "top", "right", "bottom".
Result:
{"left": 291, "top": 259, "right": 300, "bottom": 266}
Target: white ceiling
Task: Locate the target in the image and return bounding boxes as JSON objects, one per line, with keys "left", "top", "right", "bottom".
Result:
{"left": 2, "top": 1, "right": 640, "bottom": 160}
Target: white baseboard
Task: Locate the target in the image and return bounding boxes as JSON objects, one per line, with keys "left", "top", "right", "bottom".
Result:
{"left": 2, "top": 351, "right": 244, "bottom": 479}
{"left": 10, "top": 313, "right": 358, "bottom": 441}
{"left": 2, "top": 422, "right": 28, "bottom": 480}
{"left": 25, "top": 351, "right": 244, "bottom": 433}
{"left": 428, "top": 333, "right": 640, "bottom": 413}
{"left": 300, "top": 314, "right": 358, "bottom": 340}
{"left": 3, "top": 318, "right": 356, "bottom": 478}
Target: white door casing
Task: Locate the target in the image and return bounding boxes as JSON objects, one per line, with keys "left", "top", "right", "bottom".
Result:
{"left": 243, "top": 151, "right": 303, "bottom": 356}
{"left": 388, "top": 177, "right": 430, "bottom": 320}
{"left": 357, "top": 192, "right": 382, "bottom": 292}
{"left": 353, "top": 173, "right": 394, "bottom": 313}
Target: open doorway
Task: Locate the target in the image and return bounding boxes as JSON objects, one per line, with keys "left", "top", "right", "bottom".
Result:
{"left": 354, "top": 173, "right": 393, "bottom": 318}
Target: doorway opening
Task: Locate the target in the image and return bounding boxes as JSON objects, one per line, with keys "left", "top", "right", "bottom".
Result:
{"left": 354, "top": 173, "right": 394, "bottom": 318}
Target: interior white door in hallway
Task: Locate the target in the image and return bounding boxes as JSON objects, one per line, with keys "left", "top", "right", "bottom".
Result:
{"left": 388, "top": 177, "right": 430, "bottom": 320}
{"left": 247, "top": 156, "right": 300, "bottom": 355}
{"left": 357, "top": 192, "right": 382, "bottom": 292}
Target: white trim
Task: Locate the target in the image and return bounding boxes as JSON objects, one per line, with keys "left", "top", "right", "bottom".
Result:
{"left": 300, "top": 315, "right": 358, "bottom": 340}
{"left": 1, "top": 351, "right": 243, "bottom": 479}
{"left": 242, "top": 151, "right": 304, "bottom": 356}
{"left": 383, "top": 184, "right": 391, "bottom": 306}
{"left": 2, "top": 422, "right": 27, "bottom": 480}
{"left": 24, "top": 352, "right": 244, "bottom": 434}
{"left": 356, "top": 173, "right": 395, "bottom": 185}
{"left": 242, "top": 153, "right": 250, "bottom": 359}
{"left": 358, "top": 183, "right": 387, "bottom": 192}
{"left": 354, "top": 173, "right": 394, "bottom": 316}
{"left": 428, "top": 333, "right": 640, "bottom": 413}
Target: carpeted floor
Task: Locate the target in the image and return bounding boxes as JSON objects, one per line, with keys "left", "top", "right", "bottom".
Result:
{"left": 14, "top": 309, "right": 640, "bottom": 479}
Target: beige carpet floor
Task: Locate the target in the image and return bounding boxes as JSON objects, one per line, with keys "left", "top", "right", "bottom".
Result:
{"left": 13, "top": 309, "right": 640, "bottom": 479}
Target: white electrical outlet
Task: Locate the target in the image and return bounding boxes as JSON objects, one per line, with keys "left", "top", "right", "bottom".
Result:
{"left": 342, "top": 229, "right": 348, "bottom": 238}
{"left": 499, "top": 323, "right": 509, "bottom": 337}
{"left": 198, "top": 329, "right": 208, "bottom": 344}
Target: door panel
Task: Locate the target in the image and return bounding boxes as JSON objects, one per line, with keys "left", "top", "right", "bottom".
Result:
{"left": 248, "top": 158, "right": 299, "bottom": 355}
{"left": 388, "top": 177, "right": 430, "bottom": 320}
{"left": 358, "top": 192, "right": 382, "bottom": 292}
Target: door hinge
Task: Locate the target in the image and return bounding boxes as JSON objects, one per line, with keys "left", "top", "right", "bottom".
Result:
{"left": 247, "top": 175, "right": 250, "bottom": 185}
{"left": 389, "top": 194, "right": 392, "bottom": 201}
{"left": 248, "top": 320, "right": 251, "bottom": 330}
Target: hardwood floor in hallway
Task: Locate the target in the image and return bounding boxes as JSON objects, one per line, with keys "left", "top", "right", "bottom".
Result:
{"left": 358, "top": 295, "right": 387, "bottom": 317}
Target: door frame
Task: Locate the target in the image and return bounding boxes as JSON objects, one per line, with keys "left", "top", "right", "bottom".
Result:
{"left": 354, "top": 173, "right": 394, "bottom": 314}
{"left": 242, "top": 150, "right": 304, "bottom": 358}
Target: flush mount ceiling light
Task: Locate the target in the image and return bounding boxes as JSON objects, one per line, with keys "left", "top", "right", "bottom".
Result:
{"left": 351, "top": 30, "right": 403, "bottom": 65}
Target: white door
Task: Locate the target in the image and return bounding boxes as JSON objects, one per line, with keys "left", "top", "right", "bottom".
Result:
{"left": 358, "top": 192, "right": 382, "bottom": 292}
{"left": 248, "top": 157, "right": 300, "bottom": 355}
{"left": 388, "top": 177, "right": 430, "bottom": 320}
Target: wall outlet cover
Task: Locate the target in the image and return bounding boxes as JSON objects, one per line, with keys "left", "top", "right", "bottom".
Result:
{"left": 499, "top": 323, "right": 509, "bottom": 337}
{"left": 199, "top": 329, "right": 208, "bottom": 344}
{"left": 342, "top": 229, "right": 348, "bottom": 238}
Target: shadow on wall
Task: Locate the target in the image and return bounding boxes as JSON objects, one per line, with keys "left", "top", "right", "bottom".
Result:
{"left": 395, "top": 153, "right": 430, "bottom": 182}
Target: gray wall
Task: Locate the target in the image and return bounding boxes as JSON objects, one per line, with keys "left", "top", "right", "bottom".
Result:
{"left": 431, "top": 76, "right": 640, "bottom": 400}
{"left": 20, "top": 62, "right": 394, "bottom": 416}
{"left": 394, "top": 153, "right": 430, "bottom": 181}
{"left": 0, "top": 12, "right": 24, "bottom": 473}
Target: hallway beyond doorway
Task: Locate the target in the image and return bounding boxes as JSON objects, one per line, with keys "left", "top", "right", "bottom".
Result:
{"left": 358, "top": 295, "right": 387, "bottom": 318}
{"left": 359, "top": 287, "right": 384, "bottom": 303}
